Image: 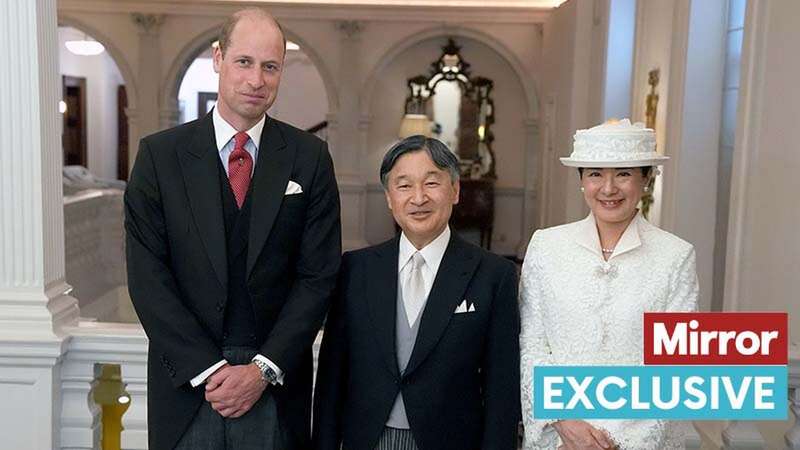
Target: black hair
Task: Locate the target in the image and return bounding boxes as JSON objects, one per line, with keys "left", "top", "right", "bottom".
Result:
{"left": 577, "top": 167, "right": 653, "bottom": 178}
{"left": 379, "top": 135, "right": 460, "bottom": 188}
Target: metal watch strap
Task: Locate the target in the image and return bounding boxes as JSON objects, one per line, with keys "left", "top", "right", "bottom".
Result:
{"left": 252, "top": 358, "right": 278, "bottom": 385}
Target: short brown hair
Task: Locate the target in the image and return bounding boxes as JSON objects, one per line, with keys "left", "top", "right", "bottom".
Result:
{"left": 218, "top": 7, "right": 287, "bottom": 57}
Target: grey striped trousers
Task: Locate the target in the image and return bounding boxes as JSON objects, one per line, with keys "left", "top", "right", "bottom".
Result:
{"left": 374, "top": 427, "right": 419, "bottom": 450}
{"left": 173, "top": 346, "right": 289, "bottom": 450}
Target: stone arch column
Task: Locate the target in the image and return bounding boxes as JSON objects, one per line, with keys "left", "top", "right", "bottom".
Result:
{"left": 129, "top": 13, "right": 165, "bottom": 167}
{"left": 332, "top": 20, "right": 369, "bottom": 250}
{"left": 159, "top": 25, "right": 220, "bottom": 131}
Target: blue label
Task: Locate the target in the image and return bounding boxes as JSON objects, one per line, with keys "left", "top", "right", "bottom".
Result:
{"left": 532, "top": 365, "right": 787, "bottom": 420}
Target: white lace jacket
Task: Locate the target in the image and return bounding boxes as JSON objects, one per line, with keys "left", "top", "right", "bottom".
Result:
{"left": 519, "top": 212, "right": 699, "bottom": 450}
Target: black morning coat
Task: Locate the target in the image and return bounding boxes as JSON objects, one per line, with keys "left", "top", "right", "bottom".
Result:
{"left": 313, "top": 233, "right": 521, "bottom": 450}
{"left": 125, "top": 111, "right": 341, "bottom": 450}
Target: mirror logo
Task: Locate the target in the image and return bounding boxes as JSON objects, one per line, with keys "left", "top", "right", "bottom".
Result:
{"left": 533, "top": 313, "right": 789, "bottom": 420}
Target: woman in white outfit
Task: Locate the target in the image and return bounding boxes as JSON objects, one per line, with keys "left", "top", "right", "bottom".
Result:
{"left": 519, "top": 119, "right": 698, "bottom": 450}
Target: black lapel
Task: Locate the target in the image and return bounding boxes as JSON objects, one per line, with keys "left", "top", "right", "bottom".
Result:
{"left": 404, "top": 234, "right": 480, "bottom": 376}
{"left": 177, "top": 113, "right": 227, "bottom": 290}
{"left": 246, "top": 117, "right": 292, "bottom": 277}
{"left": 366, "top": 237, "right": 401, "bottom": 378}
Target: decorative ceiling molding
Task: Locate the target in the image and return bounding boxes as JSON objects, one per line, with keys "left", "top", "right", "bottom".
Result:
{"left": 335, "top": 20, "right": 365, "bottom": 39}
{"left": 216, "top": 0, "right": 563, "bottom": 6}
{"left": 131, "top": 13, "right": 166, "bottom": 33}
{"left": 59, "top": 0, "right": 554, "bottom": 23}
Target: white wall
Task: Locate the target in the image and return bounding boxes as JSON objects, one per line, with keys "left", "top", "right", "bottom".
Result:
{"left": 664, "top": 0, "right": 726, "bottom": 312}
{"left": 177, "top": 56, "right": 217, "bottom": 122}
{"left": 271, "top": 51, "right": 329, "bottom": 130}
{"left": 630, "top": 0, "right": 727, "bottom": 311}
{"left": 538, "top": 0, "right": 608, "bottom": 227}
{"left": 627, "top": 0, "right": 729, "bottom": 310}
{"left": 538, "top": 0, "right": 578, "bottom": 227}
{"left": 630, "top": 0, "right": 675, "bottom": 161}
{"left": 725, "top": 0, "right": 800, "bottom": 336}
{"left": 629, "top": 0, "right": 679, "bottom": 228}
{"left": 58, "top": 26, "right": 123, "bottom": 181}
{"left": 711, "top": 0, "right": 745, "bottom": 312}
{"left": 178, "top": 49, "right": 328, "bottom": 130}
{"left": 603, "top": 0, "right": 636, "bottom": 120}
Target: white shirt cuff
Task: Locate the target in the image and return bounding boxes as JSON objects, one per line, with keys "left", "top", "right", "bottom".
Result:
{"left": 252, "top": 354, "right": 285, "bottom": 385}
{"left": 189, "top": 359, "right": 227, "bottom": 387}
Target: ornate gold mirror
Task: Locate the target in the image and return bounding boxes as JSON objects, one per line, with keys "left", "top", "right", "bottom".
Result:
{"left": 402, "top": 39, "right": 496, "bottom": 179}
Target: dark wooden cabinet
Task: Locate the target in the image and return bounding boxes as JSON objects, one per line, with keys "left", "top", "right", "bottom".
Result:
{"left": 451, "top": 178, "right": 494, "bottom": 250}
{"left": 62, "top": 76, "right": 87, "bottom": 168}
{"left": 117, "top": 85, "right": 129, "bottom": 181}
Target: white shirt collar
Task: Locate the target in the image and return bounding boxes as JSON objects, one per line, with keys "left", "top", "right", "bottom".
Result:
{"left": 212, "top": 106, "right": 266, "bottom": 152}
{"left": 575, "top": 211, "right": 643, "bottom": 259}
{"left": 398, "top": 225, "right": 451, "bottom": 276}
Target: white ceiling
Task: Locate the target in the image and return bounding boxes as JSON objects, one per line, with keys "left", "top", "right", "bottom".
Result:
{"left": 193, "top": 0, "right": 565, "bottom": 8}
{"left": 145, "top": 0, "right": 566, "bottom": 9}
{"left": 59, "top": 0, "right": 558, "bottom": 24}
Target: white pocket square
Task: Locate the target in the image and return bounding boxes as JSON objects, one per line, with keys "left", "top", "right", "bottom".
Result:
{"left": 285, "top": 180, "right": 303, "bottom": 195}
{"left": 454, "top": 299, "right": 475, "bottom": 314}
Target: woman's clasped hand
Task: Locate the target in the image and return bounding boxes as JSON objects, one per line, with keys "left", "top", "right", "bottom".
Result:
{"left": 553, "top": 420, "right": 617, "bottom": 450}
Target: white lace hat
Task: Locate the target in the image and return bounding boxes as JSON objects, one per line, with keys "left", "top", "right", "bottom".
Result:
{"left": 560, "top": 119, "right": 669, "bottom": 168}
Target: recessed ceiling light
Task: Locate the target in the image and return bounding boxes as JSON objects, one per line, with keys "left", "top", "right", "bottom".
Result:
{"left": 65, "top": 39, "right": 105, "bottom": 56}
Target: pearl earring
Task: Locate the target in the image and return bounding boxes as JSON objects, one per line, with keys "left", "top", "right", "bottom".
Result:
{"left": 643, "top": 186, "right": 650, "bottom": 193}
{"left": 580, "top": 187, "right": 585, "bottom": 192}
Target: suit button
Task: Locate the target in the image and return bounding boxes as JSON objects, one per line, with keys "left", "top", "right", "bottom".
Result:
{"left": 216, "top": 302, "right": 224, "bottom": 312}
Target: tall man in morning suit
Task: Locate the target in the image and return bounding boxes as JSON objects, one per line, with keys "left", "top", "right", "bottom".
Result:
{"left": 313, "top": 136, "right": 520, "bottom": 450}
{"left": 125, "top": 8, "right": 340, "bottom": 450}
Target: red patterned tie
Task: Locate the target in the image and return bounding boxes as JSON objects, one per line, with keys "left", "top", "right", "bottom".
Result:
{"left": 228, "top": 131, "right": 253, "bottom": 208}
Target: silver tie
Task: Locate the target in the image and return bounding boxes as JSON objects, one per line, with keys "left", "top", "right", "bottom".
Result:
{"left": 403, "top": 252, "right": 426, "bottom": 326}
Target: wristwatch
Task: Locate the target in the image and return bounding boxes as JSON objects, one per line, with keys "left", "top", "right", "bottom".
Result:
{"left": 252, "top": 358, "right": 279, "bottom": 385}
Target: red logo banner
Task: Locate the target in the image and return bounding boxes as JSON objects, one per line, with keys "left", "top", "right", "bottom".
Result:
{"left": 643, "top": 312, "right": 788, "bottom": 365}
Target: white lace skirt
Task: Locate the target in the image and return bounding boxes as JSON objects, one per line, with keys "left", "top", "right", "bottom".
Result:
{"left": 524, "top": 419, "right": 691, "bottom": 449}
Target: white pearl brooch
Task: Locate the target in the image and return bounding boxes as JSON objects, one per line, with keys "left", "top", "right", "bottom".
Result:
{"left": 594, "top": 263, "right": 618, "bottom": 279}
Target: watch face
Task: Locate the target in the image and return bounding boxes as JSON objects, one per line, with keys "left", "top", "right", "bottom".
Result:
{"left": 254, "top": 361, "right": 277, "bottom": 384}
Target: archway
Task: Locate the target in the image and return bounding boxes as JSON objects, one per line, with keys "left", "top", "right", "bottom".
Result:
{"left": 54, "top": 19, "right": 138, "bottom": 324}
{"left": 361, "top": 26, "right": 541, "bottom": 254}
{"left": 56, "top": 21, "right": 135, "bottom": 183}
{"left": 362, "top": 25, "right": 538, "bottom": 121}
{"left": 163, "top": 24, "right": 339, "bottom": 131}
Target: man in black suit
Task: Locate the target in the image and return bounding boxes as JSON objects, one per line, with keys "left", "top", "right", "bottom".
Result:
{"left": 313, "top": 136, "right": 520, "bottom": 450}
{"left": 125, "top": 7, "right": 340, "bottom": 450}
